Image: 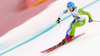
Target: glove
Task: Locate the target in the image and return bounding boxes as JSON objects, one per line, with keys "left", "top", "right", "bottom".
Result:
{"left": 56, "top": 18, "right": 60, "bottom": 24}
{"left": 89, "top": 18, "right": 93, "bottom": 23}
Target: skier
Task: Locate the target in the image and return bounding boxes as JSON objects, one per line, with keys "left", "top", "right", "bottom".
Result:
{"left": 41, "top": 1, "right": 94, "bottom": 53}
{"left": 56, "top": 1, "right": 93, "bottom": 45}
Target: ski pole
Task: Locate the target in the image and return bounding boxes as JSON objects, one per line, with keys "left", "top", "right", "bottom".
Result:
{"left": 59, "top": 23, "right": 61, "bottom": 27}
{"left": 93, "top": 20, "right": 100, "bottom": 22}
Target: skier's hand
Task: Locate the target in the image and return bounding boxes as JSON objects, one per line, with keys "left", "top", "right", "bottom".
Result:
{"left": 56, "top": 18, "right": 60, "bottom": 24}
{"left": 89, "top": 18, "right": 93, "bottom": 23}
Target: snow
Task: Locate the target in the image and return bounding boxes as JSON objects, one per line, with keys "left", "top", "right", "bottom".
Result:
{"left": 0, "top": 0, "right": 100, "bottom": 56}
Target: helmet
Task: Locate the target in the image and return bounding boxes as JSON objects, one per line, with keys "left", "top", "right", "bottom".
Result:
{"left": 67, "top": 2, "right": 75, "bottom": 9}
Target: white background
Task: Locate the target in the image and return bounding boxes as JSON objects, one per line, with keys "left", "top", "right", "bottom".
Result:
{"left": 0, "top": 0, "right": 100, "bottom": 56}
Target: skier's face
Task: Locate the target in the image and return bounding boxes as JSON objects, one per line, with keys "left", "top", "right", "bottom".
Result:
{"left": 67, "top": 7, "right": 73, "bottom": 12}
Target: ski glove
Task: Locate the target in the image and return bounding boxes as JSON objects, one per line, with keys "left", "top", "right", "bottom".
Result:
{"left": 89, "top": 18, "right": 93, "bottom": 23}
{"left": 57, "top": 18, "right": 60, "bottom": 24}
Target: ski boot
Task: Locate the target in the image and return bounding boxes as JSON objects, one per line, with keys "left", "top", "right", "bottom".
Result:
{"left": 61, "top": 35, "right": 74, "bottom": 45}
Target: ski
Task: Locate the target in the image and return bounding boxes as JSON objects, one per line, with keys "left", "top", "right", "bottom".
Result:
{"left": 41, "top": 32, "right": 85, "bottom": 53}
